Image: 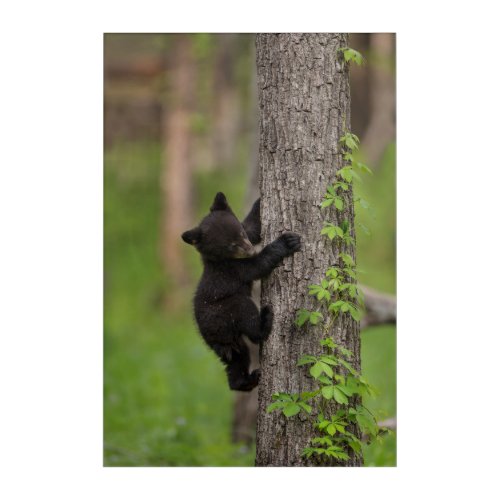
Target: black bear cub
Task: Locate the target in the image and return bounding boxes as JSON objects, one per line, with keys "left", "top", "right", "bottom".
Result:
{"left": 181, "top": 192, "right": 301, "bottom": 391}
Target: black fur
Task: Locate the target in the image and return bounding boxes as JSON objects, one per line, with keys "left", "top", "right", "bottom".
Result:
{"left": 181, "top": 192, "right": 301, "bottom": 391}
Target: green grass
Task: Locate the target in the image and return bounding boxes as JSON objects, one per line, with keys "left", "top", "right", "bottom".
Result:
{"left": 104, "top": 140, "right": 396, "bottom": 466}
{"left": 356, "top": 143, "right": 396, "bottom": 466}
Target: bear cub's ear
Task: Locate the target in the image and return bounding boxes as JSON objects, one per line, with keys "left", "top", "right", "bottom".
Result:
{"left": 210, "top": 192, "right": 230, "bottom": 212}
{"left": 181, "top": 227, "right": 202, "bottom": 245}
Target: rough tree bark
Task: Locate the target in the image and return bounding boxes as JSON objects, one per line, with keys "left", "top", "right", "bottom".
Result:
{"left": 255, "top": 33, "right": 362, "bottom": 466}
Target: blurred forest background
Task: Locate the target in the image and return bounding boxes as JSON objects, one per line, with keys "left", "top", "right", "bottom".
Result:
{"left": 104, "top": 33, "right": 396, "bottom": 466}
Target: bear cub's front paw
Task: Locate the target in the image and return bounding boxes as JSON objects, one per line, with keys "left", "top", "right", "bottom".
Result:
{"left": 279, "top": 232, "right": 301, "bottom": 255}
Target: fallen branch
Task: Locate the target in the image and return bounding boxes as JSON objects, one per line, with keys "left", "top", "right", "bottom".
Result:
{"left": 360, "top": 285, "right": 396, "bottom": 329}
{"left": 378, "top": 417, "right": 397, "bottom": 431}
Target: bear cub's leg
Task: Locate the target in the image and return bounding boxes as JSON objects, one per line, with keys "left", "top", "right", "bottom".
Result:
{"left": 241, "top": 303, "right": 273, "bottom": 344}
{"left": 225, "top": 339, "right": 260, "bottom": 391}
{"left": 259, "top": 305, "right": 274, "bottom": 341}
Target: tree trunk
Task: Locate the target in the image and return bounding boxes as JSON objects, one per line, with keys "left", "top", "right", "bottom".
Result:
{"left": 160, "top": 34, "right": 195, "bottom": 290}
{"left": 348, "top": 33, "right": 371, "bottom": 138}
{"left": 255, "top": 33, "right": 362, "bottom": 467}
{"left": 211, "top": 34, "right": 240, "bottom": 169}
{"left": 361, "top": 33, "right": 395, "bottom": 168}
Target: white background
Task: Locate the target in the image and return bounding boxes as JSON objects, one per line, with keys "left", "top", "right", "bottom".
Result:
{"left": 1, "top": 1, "right": 499, "bottom": 498}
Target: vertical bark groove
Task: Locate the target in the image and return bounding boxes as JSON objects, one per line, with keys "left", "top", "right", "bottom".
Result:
{"left": 255, "top": 33, "right": 362, "bottom": 467}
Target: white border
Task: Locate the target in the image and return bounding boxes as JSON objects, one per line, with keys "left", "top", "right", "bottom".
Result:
{"left": 1, "top": 1, "right": 499, "bottom": 498}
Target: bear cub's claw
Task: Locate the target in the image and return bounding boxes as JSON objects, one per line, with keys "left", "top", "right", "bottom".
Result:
{"left": 280, "top": 232, "right": 302, "bottom": 254}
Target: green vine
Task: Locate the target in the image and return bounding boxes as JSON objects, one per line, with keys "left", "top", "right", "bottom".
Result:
{"left": 266, "top": 47, "right": 391, "bottom": 464}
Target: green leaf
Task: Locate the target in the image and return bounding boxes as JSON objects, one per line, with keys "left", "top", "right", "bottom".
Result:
{"left": 309, "top": 311, "right": 323, "bottom": 325}
{"left": 317, "top": 419, "right": 329, "bottom": 430}
{"left": 334, "top": 197, "right": 344, "bottom": 210}
{"left": 348, "top": 304, "right": 361, "bottom": 321}
{"left": 339, "top": 47, "right": 365, "bottom": 66}
{"left": 350, "top": 169, "right": 362, "bottom": 182}
{"left": 338, "top": 167, "right": 353, "bottom": 182}
{"left": 328, "top": 300, "right": 345, "bottom": 313}
{"left": 345, "top": 135, "right": 358, "bottom": 150}
{"left": 343, "top": 268, "right": 357, "bottom": 279}
{"left": 266, "top": 401, "right": 285, "bottom": 413}
{"left": 356, "top": 411, "right": 378, "bottom": 435}
{"left": 272, "top": 392, "right": 293, "bottom": 402}
{"left": 326, "top": 423, "right": 337, "bottom": 436}
{"left": 334, "top": 424, "right": 346, "bottom": 434}
{"left": 325, "top": 267, "right": 338, "bottom": 278}
{"left": 355, "top": 162, "right": 373, "bottom": 175}
{"left": 321, "top": 198, "right": 334, "bottom": 208}
{"left": 297, "top": 354, "right": 316, "bottom": 366}
{"left": 300, "top": 390, "right": 319, "bottom": 401}
{"left": 319, "top": 355, "right": 339, "bottom": 366}
{"left": 326, "top": 449, "right": 350, "bottom": 460}
{"left": 320, "top": 361, "right": 334, "bottom": 378}
{"left": 333, "top": 387, "right": 349, "bottom": 404}
{"left": 308, "top": 284, "right": 322, "bottom": 294}
{"left": 312, "top": 436, "right": 333, "bottom": 446}
{"left": 320, "top": 338, "right": 337, "bottom": 349}
{"left": 337, "top": 384, "right": 354, "bottom": 397}
{"left": 298, "top": 402, "right": 312, "bottom": 414}
{"left": 330, "top": 300, "right": 345, "bottom": 309}
{"left": 338, "top": 358, "right": 358, "bottom": 376}
{"left": 321, "top": 385, "right": 335, "bottom": 399}
{"left": 283, "top": 403, "right": 301, "bottom": 418}
{"left": 318, "top": 375, "right": 332, "bottom": 385}
{"left": 340, "top": 346, "right": 353, "bottom": 359}
{"left": 339, "top": 253, "right": 355, "bottom": 267}
{"left": 295, "top": 309, "right": 311, "bottom": 327}
{"left": 310, "top": 362, "right": 323, "bottom": 379}
{"left": 348, "top": 440, "right": 362, "bottom": 453}
{"left": 329, "top": 278, "right": 341, "bottom": 290}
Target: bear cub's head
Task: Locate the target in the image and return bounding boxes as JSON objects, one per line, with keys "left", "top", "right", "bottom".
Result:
{"left": 181, "top": 192, "right": 256, "bottom": 261}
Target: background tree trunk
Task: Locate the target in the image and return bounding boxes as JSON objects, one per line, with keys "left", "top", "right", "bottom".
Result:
{"left": 211, "top": 34, "right": 240, "bottom": 169}
{"left": 361, "top": 33, "right": 395, "bottom": 168}
{"left": 160, "top": 34, "right": 195, "bottom": 290}
{"left": 255, "top": 33, "right": 362, "bottom": 466}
